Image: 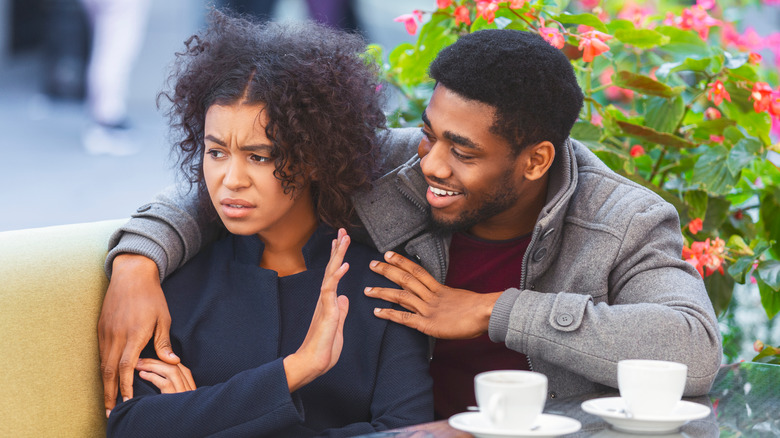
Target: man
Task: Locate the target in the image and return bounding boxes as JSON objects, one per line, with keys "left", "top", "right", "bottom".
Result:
{"left": 99, "top": 29, "right": 722, "bottom": 419}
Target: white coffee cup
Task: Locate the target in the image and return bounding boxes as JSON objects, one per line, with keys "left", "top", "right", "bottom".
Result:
{"left": 474, "top": 370, "right": 548, "bottom": 430}
{"left": 617, "top": 359, "right": 687, "bottom": 418}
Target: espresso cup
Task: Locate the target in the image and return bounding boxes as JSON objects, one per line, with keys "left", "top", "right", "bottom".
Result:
{"left": 617, "top": 359, "right": 687, "bottom": 418}
{"left": 474, "top": 370, "right": 548, "bottom": 430}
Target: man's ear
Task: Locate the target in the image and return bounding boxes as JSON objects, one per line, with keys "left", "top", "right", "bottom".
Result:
{"left": 522, "top": 141, "right": 555, "bottom": 181}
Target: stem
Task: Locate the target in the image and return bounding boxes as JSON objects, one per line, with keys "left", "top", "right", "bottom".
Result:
{"left": 649, "top": 147, "right": 668, "bottom": 184}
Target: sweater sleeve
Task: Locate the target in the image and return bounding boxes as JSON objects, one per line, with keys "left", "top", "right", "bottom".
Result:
{"left": 490, "top": 201, "right": 722, "bottom": 396}
{"left": 106, "top": 358, "right": 308, "bottom": 438}
{"left": 104, "top": 185, "right": 223, "bottom": 281}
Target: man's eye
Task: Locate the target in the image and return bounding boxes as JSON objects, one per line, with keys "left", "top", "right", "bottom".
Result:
{"left": 420, "top": 128, "right": 435, "bottom": 142}
{"left": 451, "top": 148, "right": 473, "bottom": 160}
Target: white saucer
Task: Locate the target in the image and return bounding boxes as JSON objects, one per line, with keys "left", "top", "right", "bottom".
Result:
{"left": 449, "top": 412, "right": 581, "bottom": 438}
{"left": 581, "top": 397, "right": 710, "bottom": 434}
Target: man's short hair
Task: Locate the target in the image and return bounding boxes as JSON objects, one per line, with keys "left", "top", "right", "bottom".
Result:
{"left": 429, "top": 29, "right": 584, "bottom": 154}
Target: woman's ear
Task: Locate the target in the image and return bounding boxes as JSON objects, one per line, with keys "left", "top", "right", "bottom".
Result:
{"left": 522, "top": 141, "right": 555, "bottom": 181}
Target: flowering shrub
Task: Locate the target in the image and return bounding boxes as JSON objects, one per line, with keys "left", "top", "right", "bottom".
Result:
{"left": 368, "top": 0, "right": 780, "bottom": 360}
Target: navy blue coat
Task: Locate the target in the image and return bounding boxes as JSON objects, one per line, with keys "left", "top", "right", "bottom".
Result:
{"left": 107, "top": 226, "right": 433, "bottom": 437}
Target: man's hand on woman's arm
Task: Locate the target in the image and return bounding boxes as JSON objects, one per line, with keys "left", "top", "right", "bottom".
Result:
{"left": 98, "top": 254, "right": 179, "bottom": 417}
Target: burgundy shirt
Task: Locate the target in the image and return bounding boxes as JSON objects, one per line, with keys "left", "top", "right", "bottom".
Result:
{"left": 429, "top": 231, "right": 532, "bottom": 419}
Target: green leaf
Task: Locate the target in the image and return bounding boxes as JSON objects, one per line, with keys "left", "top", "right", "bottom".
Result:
{"left": 692, "top": 145, "right": 738, "bottom": 196}
{"left": 671, "top": 57, "right": 713, "bottom": 73}
{"left": 727, "top": 255, "right": 755, "bottom": 284}
{"left": 612, "top": 71, "right": 684, "bottom": 98}
{"left": 703, "top": 273, "right": 734, "bottom": 316}
{"left": 690, "top": 118, "right": 737, "bottom": 141}
{"left": 614, "top": 29, "right": 669, "bottom": 49}
{"left": 644, "top": 96, "right": 685, "bottom": 134}
{"left": 571, "top": 121, "right": 602, "bottom": 141}
{"left": 684, "top": 190, "right": 708, "bottom": 221}
{"left": 656, "top": 26, "right": 711, "bottom": 58}
{"left": 702, "top": 195, "right": 731, "bottom": 231}
{"left": 760, "top": 193, "right": 780, "bottom": 259}
{"left": 756, "top": 277, "right": 780, "bottom": 319}
{"left": 616, "top": 121, "right": 696, "bottom": 149}
{"left": 606, "top": 19, "right": 636, "bottom": 34}
{"left": 727, "top": 138, "right": 762, "bottom": 177}
{"left": 757, "top": 260, "right": 780, "bottom": 291}
{"left": 554, "top": 13, "right": 608, "bottom": 33}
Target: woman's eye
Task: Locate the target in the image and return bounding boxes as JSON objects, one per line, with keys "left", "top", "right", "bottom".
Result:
{"left": 207, "top": 149, "right": 224, "bottom": 158}
{"left": 250, "top": 154, "right": 271, "bottom": 163}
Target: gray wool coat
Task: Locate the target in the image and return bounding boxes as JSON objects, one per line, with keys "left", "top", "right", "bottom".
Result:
{"left": 107, "top": 128, "right": 722, "bottom": 401}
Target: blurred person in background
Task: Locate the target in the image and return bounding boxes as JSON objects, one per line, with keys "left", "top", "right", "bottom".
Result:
{"left": 80, "top": 0, "right": 151, "bottom": 156}
{"left": 219, "top": 0, "right": 360, "bottom": 32}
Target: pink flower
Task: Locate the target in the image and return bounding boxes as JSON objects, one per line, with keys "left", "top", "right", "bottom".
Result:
{"left": 454, "top": 5, "right": 471, "bottom": 25}
{"left": 394, "top": 12, "right": 422, "bottom": 35}
{"left": 665, "top": 6, "right": 721, "bottom": 40}
{"left": 509, "top": 0, "right": 527, "bottom": 8}
{"left": 697, "top": 0, "right": 715, "bottom": 10}
{"left": 707, "top": 80, "right": 731, "bottom": 106}
{"left": 437, "top": 0, "right": 453, "bottom": 9}
{"left": 754, "top": 340, "right": 765, "bottom": 352}
{"left": 710, "top": 135, "right": 725, "bottom": 143}
{"left": 683, "top": 237, "right": 726, "bottom": 277}
{"left": 580, "top": 0, "right": 600, "bottom": 8}
{"left": 578, "top": 30, "right": 612, "bottom": 62}
{"left": 617, "top": 1, "right": 653, "bottom": 28}
{"left": 769, "top": 91, "right": 780, "bottom": 117}
{"left": 763, "top": 0, "right": 780, "bottom": 4}
{"left": 590, "top": 112, "right": 603, "bottom": 127}
{"left": 476, "top": 1, "right": 499, "bottom": 23}
{"left": 704, "top": 107, "right": 722, "bottom": 119}
{"left": 749, "top": 52, "right": 763, "bottom": 65}
{"left": 751, "top": 82, "right": 773, "bottom": 113}
{"left": 688, "top": 218, "right": 703, "bottom": 235}
{"left": 630, "top": 145, "right": 645, "bottom": 157}
{"left": 722, "top": 24, "right": 763, "bottom": 51}
{"left": 539, "top": 19, "right": 566, "bottom": 49}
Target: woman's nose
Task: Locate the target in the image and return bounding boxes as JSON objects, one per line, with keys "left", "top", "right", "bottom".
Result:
{"left": 223, "top": 159, "right": 250, "bottom": 190}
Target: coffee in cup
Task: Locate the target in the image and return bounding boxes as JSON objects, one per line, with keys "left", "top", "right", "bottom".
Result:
{"left": 474, "top": 370, "right": 548, "bottom": 430}
{"left": 617, "top": 359, "right": 687, "bottom": 418}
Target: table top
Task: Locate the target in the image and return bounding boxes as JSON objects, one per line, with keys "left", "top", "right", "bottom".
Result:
{"left": 355, "top": 362, "right": 780, "bottom": 437}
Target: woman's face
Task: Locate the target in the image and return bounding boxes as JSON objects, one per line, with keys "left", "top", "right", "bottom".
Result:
{"left": 203, "top": 102, "right": 314, "bottom": 239}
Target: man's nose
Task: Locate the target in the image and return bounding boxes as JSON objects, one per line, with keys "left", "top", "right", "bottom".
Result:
{"left": 419, "top": 142, "right": 452, "bottom": 181}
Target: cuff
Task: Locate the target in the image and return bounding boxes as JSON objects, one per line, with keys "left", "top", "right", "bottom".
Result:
{"left": 489, "top": 288, "right": 522, "bottom": 343}
{"left": 105, "top": 232, "right": 170, "bottom": 282}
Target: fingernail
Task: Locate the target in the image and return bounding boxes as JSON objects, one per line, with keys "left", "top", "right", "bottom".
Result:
{"left": 123, "top": 397, "right": 129, "bottom": 402}
{"left": 385, "top": 251, "right": 395, "bottom": 260}
{"left": 168, "top": 352, "right": 178, "bottom": 359}
{"left": 106, "top": 409, "right": 111, "bottom": 418}
{"left": 364, "top": 287, "right": 373, "bottom": 295}
{"left": 374, "top": 308, "right": 381, "bottom": 314}
{"left": 370, "top": 260, "right": 379, "bottom": 268}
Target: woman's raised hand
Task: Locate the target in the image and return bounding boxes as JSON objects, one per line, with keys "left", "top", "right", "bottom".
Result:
{"left": 283, "top": 229, "right": 351, "bottom": 393}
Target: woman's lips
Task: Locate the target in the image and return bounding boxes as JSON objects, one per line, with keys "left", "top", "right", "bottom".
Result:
{"left": 220, "top": 199, "right": 255, "bottom": 218}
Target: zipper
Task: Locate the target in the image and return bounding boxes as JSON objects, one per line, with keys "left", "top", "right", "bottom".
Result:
{"left": 520, "top": 224, "right": 542, "bottom": 372}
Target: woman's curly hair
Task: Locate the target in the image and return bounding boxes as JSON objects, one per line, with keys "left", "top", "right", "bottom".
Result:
{"left": 159, "top": 10, "right": 386, "bottom": 228}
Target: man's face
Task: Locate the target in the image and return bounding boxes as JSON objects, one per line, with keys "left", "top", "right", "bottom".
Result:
{"left": 418, "top": 85, "right": 540, "bottom": 240}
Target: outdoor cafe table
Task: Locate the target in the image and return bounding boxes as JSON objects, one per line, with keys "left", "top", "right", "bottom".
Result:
{"left": 356, "top": 362, "right": 780, "bottom": 437}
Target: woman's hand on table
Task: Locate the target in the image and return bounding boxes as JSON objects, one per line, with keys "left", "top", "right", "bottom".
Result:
{"left": 284, "top": 229, "right": 351, "bottom": 393}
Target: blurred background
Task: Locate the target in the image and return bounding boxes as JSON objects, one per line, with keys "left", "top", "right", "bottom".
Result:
{"left": 0, "top": 0, "right": 419, "bottom": 232}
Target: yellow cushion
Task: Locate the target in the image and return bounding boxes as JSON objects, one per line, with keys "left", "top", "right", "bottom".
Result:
{"left": 0, "top": 219, "right": 124, "bottom": 437}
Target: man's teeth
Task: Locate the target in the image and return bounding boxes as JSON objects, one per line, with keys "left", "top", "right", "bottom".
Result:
{"left": 430, "top": 186, "right": 460, "bottom": 196}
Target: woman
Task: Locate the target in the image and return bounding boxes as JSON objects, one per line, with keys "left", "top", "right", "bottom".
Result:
{"left": 106, "top": 11, "right": 433, "bottom": 437}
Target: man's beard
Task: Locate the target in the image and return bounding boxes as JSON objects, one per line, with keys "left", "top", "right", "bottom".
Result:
{"left": 428, "top": 175, "right": 521, "bottom": 236}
